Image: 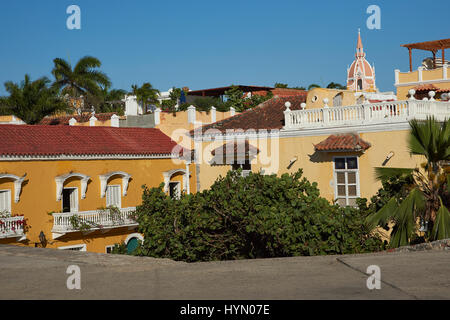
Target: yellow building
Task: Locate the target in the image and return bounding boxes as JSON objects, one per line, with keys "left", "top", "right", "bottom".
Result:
{"left": 396, "top": 38, "right": 450, "bottom": 100}
{"left": 189, "top": 37, "right": 450, "bottom": 204}
{"left": 0, "top": 125, "right": 194, "bottom": 253}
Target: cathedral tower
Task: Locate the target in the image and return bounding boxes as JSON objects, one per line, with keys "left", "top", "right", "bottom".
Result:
{"left": 347, "top": 30, "right": 376, "bottom": 92}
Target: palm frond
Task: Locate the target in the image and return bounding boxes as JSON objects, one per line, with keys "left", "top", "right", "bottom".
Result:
{"left": 374, "top": 167, "right": 414, "bottom": 182}
{"left": 431, "top": 198, "right": 450, "bottom": 240}
{"left": 365, "top": 197, "right": 398, "bottom": 229}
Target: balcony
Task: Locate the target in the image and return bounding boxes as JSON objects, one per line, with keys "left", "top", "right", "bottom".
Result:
{"left": 0, "top": 216, "right": 26, "bottom": 241}
{"left": 395, "top": 65, "right": 448, "bottom": 86}
{"left": 51, "top": 207, "right": 137, "bottom": 239}
{"left": 283, "top": 99, "right": 450, "bottom": 131}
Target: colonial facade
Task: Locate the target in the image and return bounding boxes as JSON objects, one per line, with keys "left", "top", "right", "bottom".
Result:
{"left": 190, "top": 38, "right": 450, "bottom": 207}
{"left": 0, "top": 125, "right": 194, "bottom": 253}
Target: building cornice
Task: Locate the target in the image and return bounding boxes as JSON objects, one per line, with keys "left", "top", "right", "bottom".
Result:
{"left": 395, "top": 79, "right": 450, "bottom": 88}
{"left": 192, "top": 122, "right": 411, "bottom": 142}
{"left": 0, "top": 153, "right": 181, "bottom": 162}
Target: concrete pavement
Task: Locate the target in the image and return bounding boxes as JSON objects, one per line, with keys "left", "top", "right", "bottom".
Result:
{"left": 0, "top": 245, "right": 448, "bottom": 299}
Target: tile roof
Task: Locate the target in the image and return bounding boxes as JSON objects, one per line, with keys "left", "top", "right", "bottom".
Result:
{"left": 211, "top": 140, "right": 259, "bottom": 156}
{"left": 413, "top": 84, "right": 450, "bottom": 93}
{"left": 314, "top": 134, "right": 371, "bottom": 152}
{"left": 0, "top": 125, "right": 183, "bottom": 157}
{"left": 39, "top": 113, "right": 117, "bottom": 125}
{"left": 191, "top": 94, "right": 307, "bottom": 135}
{"left": 252, "top": 88, "right": 308, "bottom": 98}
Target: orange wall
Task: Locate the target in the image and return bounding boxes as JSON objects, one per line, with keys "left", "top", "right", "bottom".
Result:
{"left": 0, "top": 158, "right": 195, "bottom": 253}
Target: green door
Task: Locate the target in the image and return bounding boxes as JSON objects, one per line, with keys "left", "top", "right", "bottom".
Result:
{"left": 127, "top": 237, "right": 139, "bottom": 254}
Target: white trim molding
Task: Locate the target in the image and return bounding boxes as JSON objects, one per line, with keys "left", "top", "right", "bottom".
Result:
{"left": 0, "top": 153, "right": 180, "bottom": 162}
{"left": 58, "top": 244, "right": 87, "bottom": 251}
{"left": 0, "top": 174, "right": 26, "bottom": 203}
{"left": 99, "top": 171, "right": 131, "bottom": 198}
{"left": 125, "top": 233, "right": 144, "bottom": 244}
{"left": 163, "top": 169, "right": 189, "bottom": 193}
{"left": 55, "top": 173, "right": 90, "bottom": 201}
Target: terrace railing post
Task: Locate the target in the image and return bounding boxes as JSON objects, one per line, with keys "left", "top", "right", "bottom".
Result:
{"left": 283, "top": 102, "right": 292, "bottom": 129}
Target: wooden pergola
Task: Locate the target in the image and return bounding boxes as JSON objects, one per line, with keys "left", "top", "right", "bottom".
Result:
{"left": 401, "top": 38, "right": 450, "bottom": 71}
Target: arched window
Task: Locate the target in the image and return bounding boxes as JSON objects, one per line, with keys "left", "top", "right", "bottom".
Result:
{"left": 163, "top": 169, "right": 189, "bottom": 198}
{"left": 333, "top": 93, "right": 343, "bottom": 107}
{"left": 55, "top": 173, "right": 90, "bottom": 201}
{"left": 0, "top": 174, "right": 26, "bottom": 203}
{"left": 99, "top": 172, "right": 131, "bottom": 208}
{"left": 357, "top": 79, "right": 363, "bottom": 90}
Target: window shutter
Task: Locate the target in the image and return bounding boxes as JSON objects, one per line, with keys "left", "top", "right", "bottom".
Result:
{"left": 0, "top": 190, "right": 11, "bottom": 214}
{"left": 106, "top": 185, "right": 121, "bottom": 208}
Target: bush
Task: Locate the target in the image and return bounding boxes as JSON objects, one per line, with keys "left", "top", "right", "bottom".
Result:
{"left": 133, "top": 169, "right": 385, "bottom": 262}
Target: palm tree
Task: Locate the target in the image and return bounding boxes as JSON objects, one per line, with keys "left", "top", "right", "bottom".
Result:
{"left": 0, "top": 75, "right": 69, "bottom": 124}
{"left": 366, "top": 117, "right": 450, "bottom": 247}
{"left": 52, "top": 56, "right": 111, "bottom": 112}
{"left": 131, "top": 83, "right": 160, "bottom": 113}
{"left": 98, "top": 86, "right": 127, "bottom": 114}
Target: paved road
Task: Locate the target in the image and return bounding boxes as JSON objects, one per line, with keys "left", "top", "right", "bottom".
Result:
{"left": 0, "top": 245, "right": 448, "bottom": 299}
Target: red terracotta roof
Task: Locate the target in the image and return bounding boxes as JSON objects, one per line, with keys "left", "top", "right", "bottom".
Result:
{"left": 252, "top": 88, "right": 308, "bottom": 98}
{"left": 314, "top": 134, "right": 371, "bottom": 152}
{"left": 39, "top": 113, "right": 117, "bottom": 125}
{"left": 0, "top": 125, "right": 184, "bottom": 157}
{"left": 413, "top": 84, "right": 450, "bottom": 93}
{"left": 211, "top": 140, "right": 259, "bottom": 156}
{"left": 191, "top": 94, "right": 307, "bottom": 135}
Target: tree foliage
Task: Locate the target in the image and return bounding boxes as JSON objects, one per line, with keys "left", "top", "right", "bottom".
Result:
{"left": 0, "top": 75, "right": 69, "bottom": 124}
{"left": 366, "top": 117, "right": 450, "bottom": 247}
{"left": 326, "top": 82, "right": 346, "bottom": 89}
{"left": 131, "top": 169, "right": 384, "bottom": 262}
{"left": 131, "top": 82, "right": 160, "bottom": 113}
{"left": 52, "top": 56, "right": 111, "bottom": 112}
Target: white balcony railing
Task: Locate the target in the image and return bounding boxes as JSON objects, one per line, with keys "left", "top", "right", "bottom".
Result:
{"left": 283, "top": 100, "right": 450, "bottom": 130}
{"left": 51, "top": 207, "right": 137, "bottom": 239}
{"left": 0, "top": 216, "right": 26, "bottom": 240}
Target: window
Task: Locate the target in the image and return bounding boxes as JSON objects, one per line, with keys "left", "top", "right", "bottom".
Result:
{"left": 334, "top": 157, "right": 359, "bottom": 207}
{"left": 232, "top": 160, "right": 251, "bottom": 177}
{"left": 333, "top": 93, "right": 343, "bottom": 107}
{"left": 58, "top": 244, "right": 87, "bottom": 251}
{"left": 169, "top": 182, "right": 181, "bottom": 199}
{"left": 106, "top": 185, "right": 121, "bottom": 208}
{"left": 0, "top": 190, "right": 11, "bottom": 214}
{"left": 62, "top": 188, "right": 78, "bottom": 213}
{"left": 106, "top": 245, "right": 115, "bottom": 254}
{"left": 357, "top": 79, "right": 363, "bottom": 90}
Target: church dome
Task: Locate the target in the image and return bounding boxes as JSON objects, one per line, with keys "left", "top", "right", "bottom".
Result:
{"left": 346, "top": 31, "right": 376, "bottom": 92}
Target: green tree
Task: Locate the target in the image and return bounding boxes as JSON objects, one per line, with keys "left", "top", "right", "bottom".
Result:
{"left": 132, "top": 169, "right": 384, "bottom": 262}
{"left": 224, "top": 85, "right": 245, "bottom": 112}
{"left": 98, "top": 86, "right": 126, "bottom": 114}
{"left": 52, "top": 56, "right": 111, "bottom": 111}
{"left": 326, "top": 82, "right": 346, "bottom": 90}
{"left": 274, "top": 83, "right": 289, "bottom": 88}
{"left": 161, "top": 87, "right": 183, "bottom": 112}
{"left": 0, "top": 75, "right": 69, "bottom": 124}
{"left": 307, "top": 84, "right": 321, "bottom": 90}
{"left": 366, "top": 117, "right": 450, "bottom": 247}
{"left": 131, "top": 82, "right": 160, "bottom": 113}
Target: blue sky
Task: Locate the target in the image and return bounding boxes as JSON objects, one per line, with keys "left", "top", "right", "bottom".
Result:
{"left": 0, "top": 0, "right": 449, "bottom": 95}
